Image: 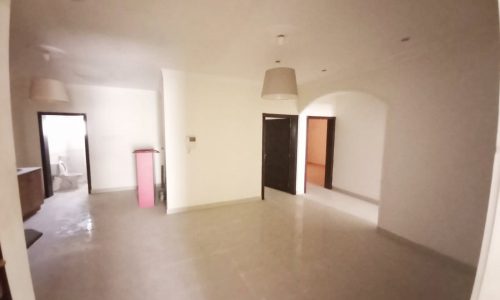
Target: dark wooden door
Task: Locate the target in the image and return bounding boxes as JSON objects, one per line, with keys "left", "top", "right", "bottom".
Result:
{"left": 38, "top": 114, "right": 53, "bottom": 198}
{"left": 264, "top": 118, "right": 291, "bottom": 192}
{"left": 0, "top": 245, "right": 12, "bottom": 300}
{"left": 324, "top": 118, "right": 336, "bottom": 189}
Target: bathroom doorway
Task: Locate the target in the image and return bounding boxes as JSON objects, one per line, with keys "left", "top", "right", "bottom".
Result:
{"left": 304, "top": 116, "right": 335, "bottom": 193}
{"left": 38, "top": 112, "right": 91, "bottom": 198}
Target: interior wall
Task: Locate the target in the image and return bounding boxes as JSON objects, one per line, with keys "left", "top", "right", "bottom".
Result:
{"left": 0, "top": 0, "right": 36, "bottom": 298}
{"left": 298, "top": 21, "right": 499, "bottom": 266}
{"left": 471, "top": 84, "right": 500, "bottom": 299}
{"left": 297, "top": 92, "right": 386, "bottom": 201}
{"left": 162, "top": 69, "right": 298, "bottom": 211}
{"left": 469, "top": 4, "right": 500, "bottom": 298}
{"left": 10, "top": 83, "right": 162, "bottom": 192}
{"left": 306, "top": 119, "right": 327, "bottom": 165}
{"left": 331, "top": 93, "right": 387, "bottom": 201}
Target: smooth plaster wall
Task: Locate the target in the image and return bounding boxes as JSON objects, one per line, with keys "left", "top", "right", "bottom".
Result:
{"left": 0, "top": 0, "right": 36, "bottom": 298}
{"left": 470, "top": 4, "right": 500, "bottom": 298}
{"left": 296, "top": 93, "right": 386, "bottom": 201}
{"left": 331, "top": 93, "right": 387, "bottom": 201}
{"left": 471, "top": 84, "right": 500, "bottom": 299}
{"left": 306, "top": 119, "right": 327, "bottom": 165}
{"left": 162, "top": 69, "right": 297, "bottom": 211}
{"left": 10, "top": 83, "right": 162, "bottom": 192}
{"left": 299, "top": 23, "right": 499, "bottom": 266}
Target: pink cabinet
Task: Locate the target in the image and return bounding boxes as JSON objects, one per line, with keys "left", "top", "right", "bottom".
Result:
{"left": 134, "top": 149, "right": 159, "bottom": 208}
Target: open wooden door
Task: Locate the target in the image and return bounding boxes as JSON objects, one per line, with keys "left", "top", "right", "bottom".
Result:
{"left": 262, "top": 114, "right": 298, "bottom": 199}
{"left": 38, "top": 112, "right": 92, "bottom": 198}
{"left": 38, "top": 114, "right": 53, "bottom": 198}
{"left": 304, "top": 116, "right": 336, "bottom": 193}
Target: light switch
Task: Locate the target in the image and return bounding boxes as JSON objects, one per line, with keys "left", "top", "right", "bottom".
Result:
{"left": 186, "top": 136, "right": 196, "bottom": 153}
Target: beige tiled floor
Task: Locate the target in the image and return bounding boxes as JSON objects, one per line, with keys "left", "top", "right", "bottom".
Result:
{"left": 304, "top": 184, "right": 379, "bottom": 224}
{"left": 25, "top": 186, "right": 475, "bottom": 300}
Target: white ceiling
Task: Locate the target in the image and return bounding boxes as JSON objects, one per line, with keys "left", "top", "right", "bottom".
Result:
{"left": 9, "top": 0, "right": 498, "bottom": 91}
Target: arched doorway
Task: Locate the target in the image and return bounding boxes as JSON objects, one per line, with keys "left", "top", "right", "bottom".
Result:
{"left": 296, "top": 91, "right": 388, "bottom": 223}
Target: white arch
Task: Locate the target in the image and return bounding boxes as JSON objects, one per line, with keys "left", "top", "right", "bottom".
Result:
{"left": 296, "top": 90, "right": 388, "bottom": 205}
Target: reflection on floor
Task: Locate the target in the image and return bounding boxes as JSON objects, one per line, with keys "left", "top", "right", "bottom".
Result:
{"left": 24, "top": 187, "right": 474, "bottom": 300}
{"left": 53, "top": 182, "right": 88, "bottom": 195}
{"left": 306, "top": 163, "right": 325, "bottom": 186}
{"left": 304, "top": 183, "right": 379, "bottom": 224}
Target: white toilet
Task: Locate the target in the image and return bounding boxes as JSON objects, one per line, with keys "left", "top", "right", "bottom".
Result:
{"left": 51, "top": 159, "right": 82, "bottom": 191}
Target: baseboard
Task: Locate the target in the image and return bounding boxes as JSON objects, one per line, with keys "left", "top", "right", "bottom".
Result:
{"left": 377, "top": 227, "right": 477, "bottom": 275}
{"left": 332, "top": 186, "right": 379, "bottom": 205}
{"left": 91, "top": 186, "right": 137, "bottom": 194}
{"left": 91, "top": 183, "right": 163, "bottom": 194}
{"left": 167, "top": 196, "right": 261, "bottom": 215}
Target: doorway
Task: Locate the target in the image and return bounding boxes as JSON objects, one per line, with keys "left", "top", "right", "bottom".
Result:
{"left": 38, "top": 112, "right": 92, "bottom": 198}
{"left": 304, "top": 116, "right": 335, "bottom": 193}
{"left": 261, "top": 113, "right": 298, "bottom": 199}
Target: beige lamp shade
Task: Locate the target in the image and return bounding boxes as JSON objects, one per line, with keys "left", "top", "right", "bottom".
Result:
{"left": 261, "top": 67, "right": 298, "bottom": 100}
{"left": 30, "top": 78, "right": 70, "bottom": 103}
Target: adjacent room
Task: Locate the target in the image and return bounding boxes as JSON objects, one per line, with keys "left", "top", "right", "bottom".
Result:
{"left": 0, "top": 0, "right": 499, "bottom": 300}
{"left": 39, "top": 113, "right": 89, "bottom": 196}
{"left": 305, "top": 117, "right": 331, "bottom": 188}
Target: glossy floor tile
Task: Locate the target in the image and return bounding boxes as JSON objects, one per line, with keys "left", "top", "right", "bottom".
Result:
{"left": 303, "top": 184, "right": 379, "bottom": 224}
{"left": 24, "top": 186, "right": 475, "bottom": 300}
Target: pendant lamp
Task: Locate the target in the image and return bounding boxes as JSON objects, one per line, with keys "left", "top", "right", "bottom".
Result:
{"left": 30, "top": 78, "right": 70, "bottom": 103}
{"left": 261, "top": 67, "right": 298, "bottom": 100}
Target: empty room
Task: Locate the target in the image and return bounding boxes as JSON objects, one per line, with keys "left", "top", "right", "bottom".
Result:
{"left": 1, "top": 0, "right": 500, "bottom": 300}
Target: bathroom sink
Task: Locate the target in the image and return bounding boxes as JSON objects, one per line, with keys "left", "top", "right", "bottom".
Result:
{"left": 16, "top": 167, "right": 41, "bottom": 175}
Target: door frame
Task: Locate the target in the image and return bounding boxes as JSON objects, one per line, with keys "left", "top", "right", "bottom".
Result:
{"left": 261, "top": 113, "right": 298, "bottom": 200}
{"left": 37, "top": 112, "right": 92, "bottom": 197}
{"left": 304, "top": 116, "right": 336, "bottom": 193}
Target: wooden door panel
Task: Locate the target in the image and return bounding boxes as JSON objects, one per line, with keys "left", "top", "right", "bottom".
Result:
{"left": 264, "top": 118, "right": 291, "bottom": 192}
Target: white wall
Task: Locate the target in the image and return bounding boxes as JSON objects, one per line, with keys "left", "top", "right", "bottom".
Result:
{"left": 299, "top": 23, "right": 498, "bottom": 266}
{"left": 296, "top": 92, "right": 387, "bottom": 201}
{"left": 471, "top": 0, "right": 500, "bottom": 289}
{"left": 0, "top": 0, "right": 36, "bottom": 298}
{"left": 471, "top": 84, "right": 500, "bottom": 299}
{"left": 331, "top": 92, "right": 387, "bottom": 201}
{"left": 162, "top": 69, "right": 297, "bottom": 211}
{"left": 11, "top": 83, "right": 162, "bottom": 192}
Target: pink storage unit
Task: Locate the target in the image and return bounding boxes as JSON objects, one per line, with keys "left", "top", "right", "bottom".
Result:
{"left": 133, "top": 149, "right": 159, "bottom": 208}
